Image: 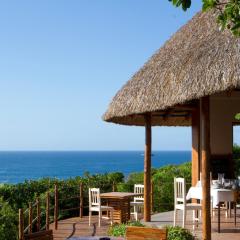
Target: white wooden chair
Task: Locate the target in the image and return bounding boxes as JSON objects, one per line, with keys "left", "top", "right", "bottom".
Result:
{"left": 174, "top": 177, "right": 201, "bottom": 228}
{"left": 89, "top": 188, "right": 113, "bottom": 227}
{"left": 130, "top": 184, "right": 144, "bottom": 220}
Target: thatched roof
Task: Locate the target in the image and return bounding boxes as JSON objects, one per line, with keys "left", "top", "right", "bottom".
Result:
{"left": 103, "top": 10, "right": 240, "bottom": 126}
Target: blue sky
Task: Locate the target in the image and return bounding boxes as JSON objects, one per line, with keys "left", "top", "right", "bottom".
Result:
{"left": 0, "top": 0, "right": 203, "bottom": 151}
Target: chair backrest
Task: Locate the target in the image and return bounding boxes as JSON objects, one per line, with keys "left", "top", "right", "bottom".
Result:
{"left": 134, "top": 184, "right": 144, "bottom": 202}
{"left": 24, "top": 230, "right": 53, "bottom": 240}
{"left": 126, "top": 226, "right": 167, "bottom": 240}
{"left": 89, "top": 188, "right": 101, "bottom": 207}
{"left": 174, "top": 178, "right": 186, "bottom": 205}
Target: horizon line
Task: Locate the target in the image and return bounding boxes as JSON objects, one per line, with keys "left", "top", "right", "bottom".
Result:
{"left": 0, "top": 149, "right": 191, "bottom": 152}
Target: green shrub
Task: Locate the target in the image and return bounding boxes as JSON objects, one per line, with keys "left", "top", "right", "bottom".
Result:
{"left": 108, "top": 221, "right": 145, "bottom": 237}
{"left": 167, "top": 226, "right": 194, "bottom": 240}
{"left": 233, "top": 143, "right": 240, "bottom": 177}
{"left": 0, "top": 198, "right": 18, "bottom": 240}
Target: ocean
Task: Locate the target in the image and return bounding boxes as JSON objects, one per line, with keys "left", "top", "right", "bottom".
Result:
{"left": 0, "top": 151, "right": 191, "bottom": 184}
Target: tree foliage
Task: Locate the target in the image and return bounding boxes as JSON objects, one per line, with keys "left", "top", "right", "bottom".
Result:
{"left": 169, "top": 0, "right": 240, "bottom": 36}
{"left": 117, "top": 162, "right": 192, "bottom": 212}
{"left": 0, "top": 198, "right": 18, "bottom": 240}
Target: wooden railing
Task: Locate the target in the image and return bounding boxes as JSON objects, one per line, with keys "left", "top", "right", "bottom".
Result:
{"left": 19, "top": 192, "right": 53, "bottom": 240}
{"left": 18, "top": 180, "right": 160, "bottom": 239}
{"left": 19, "top": 183, "right": 84, "bottom": 240}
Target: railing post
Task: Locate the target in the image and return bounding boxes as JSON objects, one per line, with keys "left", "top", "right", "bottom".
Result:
{"left": 151, "top": 180, "right": 154, "bottom": 213}
{"left": 79, "top": 182, "right": 83, "bottom": 218}
{"left": 28, "top": 202, "right": 33, "bottom": 234}
{"left": 19, "top": 209, "right": 24, "bottom": 240}
{"left": 36, "top": 197, "right": 40, "bottom": 231}
{"left": 46, "top": 192, "right": 50, "bottom": 230}
{"left": 54, "top": 184, "right": 58, "bottom": 230}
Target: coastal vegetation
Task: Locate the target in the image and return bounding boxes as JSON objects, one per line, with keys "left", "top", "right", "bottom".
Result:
{"left": 3, "top": 154, "right": 240, "bottom": 237}
{"left": 1, "top": 153, "right": 239, "bottom": 238}
{"left": 0, "top": 162, "right": 191, "bottom": 238}
{"left": 0, "top": 198, "right": 18, "bottom": 240}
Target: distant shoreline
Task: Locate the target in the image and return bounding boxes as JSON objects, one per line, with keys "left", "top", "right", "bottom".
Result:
{"left": 0, "top": 150, "right": 191, "bottom": 152}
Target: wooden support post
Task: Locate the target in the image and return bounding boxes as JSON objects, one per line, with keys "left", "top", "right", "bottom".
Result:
{"left": 192, "top": 104, "right": 200, "bottom": 187}
{"left": 28, "top": 202, "right": 33, "bottom": 234}
{"left": 54, "top": 184, "right": 58, "bottom": 230}
{"left": 201, "top": 97, "right": 211, "bottom": 240}
{"left": 19, "top": 209, "right": 24, "bottom": 240}
{"left": 46, "top": 192, "right": 50, "bottom": 230}
{"left": 144, "top": 113, "right": 152, "bottom": 222}
{"left": 36, "top": 197, "right": 40, "bottom": 232}
{"left": 79, "top": 182, "right": 83, "bottom": 218}
{"left": 151, "top": 180, "right": 154, "bottom": 213}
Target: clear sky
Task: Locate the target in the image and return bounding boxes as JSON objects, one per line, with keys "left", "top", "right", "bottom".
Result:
{"left": 0, "top": 0, "right": 202, "bottom": 151}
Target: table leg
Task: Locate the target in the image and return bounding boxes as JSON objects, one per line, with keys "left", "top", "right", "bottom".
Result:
{"left": 229, "top": 202, "right": 231, "bottom": 218}
{"left": 234, "top": 201, "right": 237, "bottom": 226}
{"left": 218, "top": 203, "right": 220, "bottom": 233}
{"left": 119, "top": 200, "right": 122, "bottom": 223}
{"left": 127, "top": 200, "right": 130, "bottom": 221}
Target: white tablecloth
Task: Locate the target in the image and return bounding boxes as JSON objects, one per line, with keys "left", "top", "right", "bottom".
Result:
{"left": 186, "top": 187, "right": 234, "bottom": 207}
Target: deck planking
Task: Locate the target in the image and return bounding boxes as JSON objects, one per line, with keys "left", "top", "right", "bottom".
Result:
{"left": 50, "top": 210, "right": 240, "bottom": 240}
{"left": 50, "top": 216, "right": 113, "bottom": 240}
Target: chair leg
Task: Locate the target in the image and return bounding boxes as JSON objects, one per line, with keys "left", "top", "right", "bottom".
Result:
{"left": 183, "top": 209, "right": 186, "bottom": 228}
{"left": 173, "top": 209, "right": 177, "bottom": 227}
{"left": 211, "top": 201, "right": 213, "bottom": 217}
{"left": 192, "top": 210, "right": 195, "bottom": 230}
{"left": 99, "top": 210, "right": 102, "bottom": 227}
{"left": 89, "top": 211, "right": 91, "bottom": 226}
{"left": 192, "top": 210, "right": 198, "bottom": 230}
{"left": 229, "top": 202, "right": 231, "bottom": 218}
{"left": 110, "top": 210, "right": 113, "bottom": 225}
{"left": 135, "top": 211, "right": 138, "bottom": 221}
{"left": 225, "top": 202, "right": 228, "bottom": 218}
{"left": 134, "top": 205, "right": 137, "bottom": 221}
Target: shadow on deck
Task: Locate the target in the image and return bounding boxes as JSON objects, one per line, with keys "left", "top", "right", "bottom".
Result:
{"left": 50, "top": 216, "right": 120, "bottom": 240}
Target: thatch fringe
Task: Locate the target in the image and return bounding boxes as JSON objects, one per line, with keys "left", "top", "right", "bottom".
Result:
{"left": 103, "top": 10, "right": 240, "bottom": 126}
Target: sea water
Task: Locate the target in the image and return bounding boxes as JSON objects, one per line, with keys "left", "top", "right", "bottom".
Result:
{"left": 0, "top": 151, "right": 190, "bottom": 183}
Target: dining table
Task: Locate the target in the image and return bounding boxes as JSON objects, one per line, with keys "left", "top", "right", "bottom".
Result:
{"left": 186, "top": 185, "right": 237, "bottom": 233}
{"left": 100, "top": 192, "right": 143, "bottom": 224}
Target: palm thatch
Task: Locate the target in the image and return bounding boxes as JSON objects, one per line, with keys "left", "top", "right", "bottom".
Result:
{"left": 103, "top": 10, "right": 240, "bottom": 126}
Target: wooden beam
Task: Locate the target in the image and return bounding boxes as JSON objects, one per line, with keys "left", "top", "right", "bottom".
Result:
{"left": 152, "top": 113, "right": 191, "bottom": 118}
{"left": 201, "top": 97, "right": 211, "bottom": 240}
{"left": 173, "top": 105, "right": 197, "bottom": 111}
{"left": 144, "top": 113, "right": 152, "bottom": 222}
{"left": 191, "top": 104, "right": 200, "bottom": 187}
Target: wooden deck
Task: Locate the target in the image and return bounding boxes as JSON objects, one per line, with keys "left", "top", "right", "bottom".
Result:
{"left": 50, "top": 216, "right": 121, "bottom": 240}
{"left": 50, "top": 210, "right": 240, "bottom": 240}
{"left": 144, "top": 210, "right": 240, "bottom": 240}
